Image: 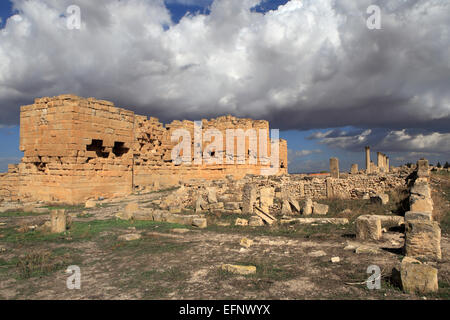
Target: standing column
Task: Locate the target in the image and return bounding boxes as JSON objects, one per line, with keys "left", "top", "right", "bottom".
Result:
{"left": 386, "top": 157, "right": 390, "bottom": 173}
{"left": 330, "top": 158, "right": 340, "bottom": 179}
{"left": 377, "top": 152, "right": 383, "bottom": 172}
{"left": 365, "top": 146, "right": 371, "bottom": 174}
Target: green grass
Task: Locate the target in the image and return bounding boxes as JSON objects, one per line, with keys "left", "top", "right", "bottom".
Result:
{"left": 0, "top": 211, "right": 48, "bottom": 218}
{"left": 42, "top": 205, "right": 84, "bottom": 212}
{"left": 0, "top": 219, "right": 191, "bottom": 244}
{"left": 204, "top": 213, "right": 352, "bottom": 239}
{"left": 0, "top": 247, "right": 83, "bottom": 280}
{"left": 214, "top": 259, "right": 300, "bottom": 292}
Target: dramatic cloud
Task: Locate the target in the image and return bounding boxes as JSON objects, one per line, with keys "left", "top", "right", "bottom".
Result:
{"left": 288, "top": 148, "right": 322, "bottom": 158}
{"left": 0, "top": 0, "right": 449, "bottom": 134}
{"left": 308, "top": 127, "right": 450, "bottom": 157}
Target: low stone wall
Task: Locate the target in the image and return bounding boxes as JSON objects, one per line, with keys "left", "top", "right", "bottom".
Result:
{"left": 0, "top": 165, "right": 20, "bottom": 202}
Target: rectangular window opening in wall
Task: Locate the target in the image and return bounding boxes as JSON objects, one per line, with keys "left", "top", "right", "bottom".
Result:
{"left": 113, "top": 142, "right": 129, "bottom": 157}
{"left": 86, "top": 139, "right": 109, "bottom": 158}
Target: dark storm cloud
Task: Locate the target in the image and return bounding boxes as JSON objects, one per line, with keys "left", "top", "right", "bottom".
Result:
{"left": 0, "top": 0, "right": 448, "bottom": 135}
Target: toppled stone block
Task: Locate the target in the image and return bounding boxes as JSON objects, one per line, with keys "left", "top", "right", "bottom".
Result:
{"left": 356, "top": 215, "right": 382, "bottom": 241}
{"left": 281, "top": 199, "right": 293, "bottom": 215}
{"left": 405, "top": 211, "right": 432, "bottom": 222}
{"left": 235, "top": 218, "right": 249, "bottom": 226}
{"left": 118, "top": 233, "right": 142, "bottom": 241}
{"left": 370, "top": 194, "right": 389, "bottom": 205}
{"left": 280, "top": 218, "right": 349, "bottom": 225}
{"left": 399, "top": 257, "right": 438, "bottom": 294}
{"left": 221, "top": 264, "right": 256, "bottom": 275}
{"left": 308, "top": 250, "right": 326, "bottom": 257}
{"left": 192, "top": 218, "right": 207, "bottom": 229}
{"left": 405, "top": 220, "right": 441, "bottom": 260}
{"left": 254, "top": 206, "right": 276, "bottom": 225}
{"left": 331, "top": 257, "right": 340, "bottom": 263}
{"left": 312, "top": 202, "right": 329, "bottom": 215}
{"left": 288, "top": 198, "right": 300, "bottom": 213}
{"left": 248, "top": 216, "right": 264, "bottom": 227}
{"left": 355, "top": 245, "right": 381, "bottom": 255}
{"left": 240, "top": 237, "right": 254, "bottom": 248}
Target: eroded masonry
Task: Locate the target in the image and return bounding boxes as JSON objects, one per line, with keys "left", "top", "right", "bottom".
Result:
{"left": 0, "top": 95, "right": 288, "bottom": 204}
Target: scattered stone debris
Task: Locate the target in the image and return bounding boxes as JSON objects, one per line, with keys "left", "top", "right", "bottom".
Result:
{"left": 355, "top": 245, "right": 381, "bottom": 255}
{"left": 171, "top": 228, "right": 190, "bottom": 234}
{"left": 254, "top": 206, "right": 276, "bottom": 225}
{"left": 235, "top": 218, "right": 249, "bottom": 226}
{"left": 248, "top": 216, "right": 264, "bottom": 227}
{"left": 308, "top": 250, "right": 327, "bottom": 257}
{"left": 280, "top": 218, "right": 349, "bottom": 225}
{"left": 331, "top": 257, "right": 340, "bottom": 263}
{"left": 118, "top": 233, "right": 142, "bottom": 241}
{"left": 240, "top": 238, "right": 254, "bottom": 248}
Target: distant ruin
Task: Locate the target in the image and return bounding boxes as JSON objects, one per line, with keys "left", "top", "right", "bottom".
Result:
{"left": 0, "top": 95, "right": 288, "bottom": 204}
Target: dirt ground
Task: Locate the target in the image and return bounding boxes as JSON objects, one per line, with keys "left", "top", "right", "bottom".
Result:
{"left": 1, "top": 172, "right": 449, "bottom": 300}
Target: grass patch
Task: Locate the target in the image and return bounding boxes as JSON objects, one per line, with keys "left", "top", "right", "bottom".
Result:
{"left": 0, "top": 211, "right": 48, "bottom": 218}
{"left": 215, "top": 259, "right": 300, "bottom": 292}
{"left": 15, "top": 248, "right": 82, "bottom": 280}
{"left": 205, "top": 213, "right": 352, "bottom": 239}
{"left": 0, "top": 219, "right": 190, "bottom": 244}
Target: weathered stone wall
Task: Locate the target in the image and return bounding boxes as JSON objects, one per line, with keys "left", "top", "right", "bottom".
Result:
{"left": 1, "top": 94, "right": 288, "bottom": 204}
{"left": 18, "top": 95, "right": 134, "bottom": 203}
{"left": 133, "top": 114, "right": 287, "bottom": 189}
{"left": 0, "top": 165, "right": 20, "bottom": 202}
{"left": 183, "top": 171, "right": 409, "bottom": 213}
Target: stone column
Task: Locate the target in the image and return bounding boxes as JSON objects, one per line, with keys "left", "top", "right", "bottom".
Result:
{"left": 377, "top": 152, "right": 384, "bottom": 172}
{"left": 351, "top": 164, "right": 358, "bottom": 174}
{"left": 329, "top": 157, "right": 339, "bottom": 179}
{"left": 386, "top": 157, "right": 390, "bottom": 173}
{"left": 51, "top": 209, "right": 66, "bottom": 233}
{"left": 365, "top": 146, "right": 371, "bottom": 174}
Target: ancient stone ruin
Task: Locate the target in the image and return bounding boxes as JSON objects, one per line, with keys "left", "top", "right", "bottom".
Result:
{"left": 0, "top": 94, "right": 288, "bottom": 204}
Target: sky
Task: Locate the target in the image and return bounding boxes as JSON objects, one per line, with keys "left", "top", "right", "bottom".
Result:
{"left": 0, "top": 0, "right": 449, "bottom": 173}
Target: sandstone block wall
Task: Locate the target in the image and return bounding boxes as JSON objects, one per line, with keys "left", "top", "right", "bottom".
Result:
{"left": 1, "top": 95, "right": 288, "bottom": 204}
{"left": 0, "top": 165, "right": 20, "bottom": 202}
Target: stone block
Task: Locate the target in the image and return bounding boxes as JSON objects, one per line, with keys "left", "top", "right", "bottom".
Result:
{"left": 405, "top": 220, "right": 441, "bottom": 260}
{"left": 405, "top": 211, "right": 432, "bottom": 222}
{"left": 312, "top": 202, "right": 329, "bottom": 215}
{"left": 400, "top": 257, "right": 438, "bottom": 294}
{"left": 370, "top": 194, "right": 389, "bottom": 205}
{"left": 356, "top": 215, "right": 382, "bottom": 240}
{"left": 50, "top": 209, "right": 66, "bottom": 233}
